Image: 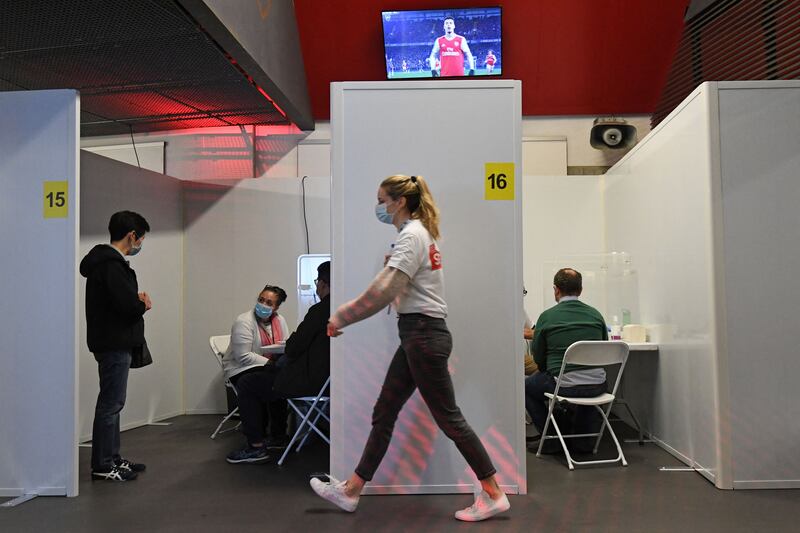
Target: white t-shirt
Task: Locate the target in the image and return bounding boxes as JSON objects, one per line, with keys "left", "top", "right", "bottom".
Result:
{"left": 386, "top": 219, "right": 448, "bottom": 318}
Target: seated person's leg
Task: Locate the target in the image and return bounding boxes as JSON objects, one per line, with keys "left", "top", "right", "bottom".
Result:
{"left": 266, "top": 398, "right": 289, "bottom": 448}
{"left": 226, "top": 369, "right": 277, "bottom": 463}
{"left": 524, "top": 371, "right": 555, "bottom": 434}
{"left": 560, "top": 382, "right": 608, "bottom": 452}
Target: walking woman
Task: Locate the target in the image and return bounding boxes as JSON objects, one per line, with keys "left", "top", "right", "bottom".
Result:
{"left": 310, "top": 175, "right": 510, "bottom": 522}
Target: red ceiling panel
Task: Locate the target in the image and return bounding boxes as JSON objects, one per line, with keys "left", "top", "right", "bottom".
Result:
{"left": 294, "top": 0, "right": 689, "bottom": 119}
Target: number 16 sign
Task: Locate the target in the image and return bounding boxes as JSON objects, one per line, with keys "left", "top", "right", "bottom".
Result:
{"left": 484, "top": 162, "right": 515, "bottom": 201}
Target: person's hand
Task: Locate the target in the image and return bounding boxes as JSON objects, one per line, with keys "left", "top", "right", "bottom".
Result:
{"left": 524, "top": 327, "right": 534, "bottom": 340}
{"left": 139, "top": 292, "right": 152, "bottom": 311}
{"left": 327, "top": 321, "right": 343, "bottom": 337}
{"left": 384, "top": 253, "right": 392, "bottom": 267}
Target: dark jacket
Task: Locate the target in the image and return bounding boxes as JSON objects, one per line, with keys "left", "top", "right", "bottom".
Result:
{"left": 273, "top": 295, "right": 330, "bottom": 398}
{"left": 79, "top": 244, "right": 146, "bottom": 354}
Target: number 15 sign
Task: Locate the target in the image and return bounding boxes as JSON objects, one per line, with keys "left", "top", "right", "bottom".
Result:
{"left": 43, "top": 181, "right": 68, "bottom": 218}
{"left": 484, "top": 162, "right": 515, "bottom": 201}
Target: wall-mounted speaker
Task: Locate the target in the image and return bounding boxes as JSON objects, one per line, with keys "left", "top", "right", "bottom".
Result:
{"left": 590, "top": 118, "right": 637, "bottom": 150}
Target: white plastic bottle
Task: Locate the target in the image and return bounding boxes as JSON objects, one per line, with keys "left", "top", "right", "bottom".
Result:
{"left": 610, "top": 315, "right": 622, "bottom": 340}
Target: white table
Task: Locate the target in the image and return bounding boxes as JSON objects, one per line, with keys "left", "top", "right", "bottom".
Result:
{"left": 626, "top": 342, "right": 658, "bottom": 352}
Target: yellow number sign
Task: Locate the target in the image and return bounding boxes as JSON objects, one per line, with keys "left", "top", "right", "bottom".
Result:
{"left": 43, "top": 181, "right": 68, "bottom": 218}
{"left": 484, "top": 162, "right": 515, "bottom": 201}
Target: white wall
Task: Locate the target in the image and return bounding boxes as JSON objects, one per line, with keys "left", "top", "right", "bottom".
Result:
{"left": 0, "top": 90, "right": 79, "bottom": 497}
{"left": 182, "top": 175, "right": 330, "bottom": 413}
{"left": 604, "top": 86, "right": 720, "bottom": 483}
{"left": 78, "top": 151, "right": 184, "bottom": 440}
{"left": 81, "top": 116, "right": 650, "bottom": 182}
{"left": 521, "top": 174, "right": 605, "bottom": 322}
{"left": 331, "top": 81, "right": 524, "bottom": 494}
{"left": 715, "top": 82, "right": 800, "bottom": 488}
{"left": 82, "top": 142, "right": 165, "bottom": 174}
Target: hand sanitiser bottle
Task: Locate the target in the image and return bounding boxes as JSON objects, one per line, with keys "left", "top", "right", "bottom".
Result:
{"left": 610, "top": 315, "right": 622, "bottom": 340}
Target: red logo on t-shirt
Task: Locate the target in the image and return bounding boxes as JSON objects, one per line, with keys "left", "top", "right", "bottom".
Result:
{"left": 429, "top": 244, "right": 442, "bottom": 270}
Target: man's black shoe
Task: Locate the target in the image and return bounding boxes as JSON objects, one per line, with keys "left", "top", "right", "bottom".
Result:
{"left": 92, "top": 466, "right": 137, "bottom": 481}
{"left": 116, "top": 458, "right": 146, "bottom": 472}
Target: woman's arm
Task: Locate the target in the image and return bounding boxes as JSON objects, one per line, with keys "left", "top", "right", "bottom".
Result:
{"left": 229, "top": 317, "right": 269, "bottom": 367}
{"left": 328, "top": 266, "right": 410, "bottom": 334}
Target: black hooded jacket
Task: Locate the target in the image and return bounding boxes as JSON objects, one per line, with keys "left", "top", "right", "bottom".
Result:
{"left": 79, "top": 244, "right": 146, "bottom": 354}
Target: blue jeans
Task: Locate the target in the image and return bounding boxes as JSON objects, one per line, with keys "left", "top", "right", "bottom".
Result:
{"left": 91, "top": 350, "right": 131, "bottom": 471}
{"left": 525, "top": 371, "right": 607, "bottom": 444}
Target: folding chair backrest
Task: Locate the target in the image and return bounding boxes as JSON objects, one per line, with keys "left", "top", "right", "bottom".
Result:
{"left": 564, "top": 340, "right": 628, "bottom": 367}
{"left": 209, "top": 335, "right": 231, "bottom": 370}
{"left": 560, "top": 340, "right": 630, "bottom": 397}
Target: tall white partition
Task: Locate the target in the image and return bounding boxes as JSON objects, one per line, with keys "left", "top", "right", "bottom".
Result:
{"left": 605, "top": 85, "right": 718, "bottom": 483}
{"left": 604, "top": 81, "right": 800, "bottom": 489}
{"left": 78, "top": 151, "right": 184, "bottom": 440}
{"left": 0, "top": 90, "right": 79, "bottom": 497}
{"left": 331, "top": 81, "right": 524, "bottom": 494}
{"left": 715, "top": 82, "right": 800, "bottom": 488}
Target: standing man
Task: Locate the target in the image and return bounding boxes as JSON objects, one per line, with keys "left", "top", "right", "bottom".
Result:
{"left": 484, "top": 49, "right": 497, "bottom": 74}
{"left": 80, "top": 211, "right": 151, "bottom": 481}
{"left": 429, "top": 15, "right": 476, "bottom": 77}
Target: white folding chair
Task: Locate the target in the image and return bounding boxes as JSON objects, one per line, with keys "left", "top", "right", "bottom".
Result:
{"left": 209, "top": 335, "right": 241, "bottom": 439}
{"left": 536, "top": 340, "right": 630, "bottom": 470}
{"left": 277, "top": 376, "right": 330, "bottom": 466}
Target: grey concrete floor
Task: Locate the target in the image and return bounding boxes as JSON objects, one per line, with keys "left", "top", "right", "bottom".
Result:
{"left": 2, "top": 415, "right": 799, "bottom": 532}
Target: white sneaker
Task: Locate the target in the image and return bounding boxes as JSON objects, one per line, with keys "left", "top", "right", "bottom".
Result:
{"left": 454, "top": 490, "right": 510, "bottom": 522}
{"left": 310, "top": 475, "right": 359, "bottom": 512}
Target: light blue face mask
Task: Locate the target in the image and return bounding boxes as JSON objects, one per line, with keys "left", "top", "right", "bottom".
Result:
{"left": 128, "top": 234, "right": 143, "bottom": 256}
{"left": 254, "top": 302, "right": 273, "bottom": 319}
{"left": 375, "top": 202, "right": 394, "bottom": 224}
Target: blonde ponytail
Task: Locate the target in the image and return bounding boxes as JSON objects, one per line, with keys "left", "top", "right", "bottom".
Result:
{"left": 380, "top": 174, "right": 441, "bottom": 240}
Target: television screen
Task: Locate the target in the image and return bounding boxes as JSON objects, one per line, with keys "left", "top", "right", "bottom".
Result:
{"left": 382, "top": 7, "right": 502, "bottom": 79}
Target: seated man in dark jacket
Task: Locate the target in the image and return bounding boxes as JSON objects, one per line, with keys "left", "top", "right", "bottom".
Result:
{"left": 226, "top": 261, "right": 331, "bottom": 464}
{"left": 273, "top": 261, "right": 331, "bottom": 399}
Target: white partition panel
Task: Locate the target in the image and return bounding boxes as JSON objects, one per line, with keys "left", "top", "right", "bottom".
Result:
{"left": 78, "top": 151, "right": 184, "bottom": 440}
{"left": 604, "top": 81, "right": 800, "bottom": 489}
{"left": 716, "top": 82, "right": 800, "bottom": 488}
{"left": 0, "top": 90, "right": 79, "bottom": 497}
{"left": 604, "top": 85, "right": 720, "bottom": 484}
{"left": 331, "top": 81, "right": 524, "bottom": 494}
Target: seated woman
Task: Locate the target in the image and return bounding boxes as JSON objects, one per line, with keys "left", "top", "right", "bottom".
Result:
{"left": 222, "top": 284, "right": 288, "bottom": 384}
{"left": 222, "top": 284, "right": 289, "bottom": 464}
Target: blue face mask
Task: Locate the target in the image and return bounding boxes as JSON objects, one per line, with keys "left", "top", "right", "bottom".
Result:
{"left": 375, "top": 202, "right": 394, "bottom": 224}
{"left": 254, "top": 303, "right": 273, "bottom": 320}
{"left": 128, "top": 242, "right": 142, "bottom": 256}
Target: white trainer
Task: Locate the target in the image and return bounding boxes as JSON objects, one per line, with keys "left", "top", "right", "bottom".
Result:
{"left": 310, "top": 475, "right": 359, "bottom": 512}
{"left": 454, "top": 490, "right": 510, "bottom": 522}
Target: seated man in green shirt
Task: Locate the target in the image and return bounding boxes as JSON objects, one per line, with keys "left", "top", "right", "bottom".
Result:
{"left": 525, "top": 268, "right": 608, "bottom": 453}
